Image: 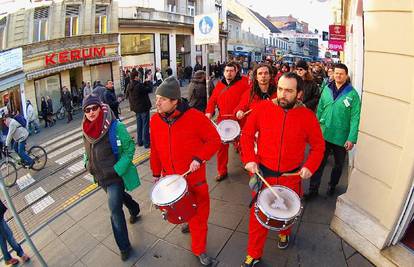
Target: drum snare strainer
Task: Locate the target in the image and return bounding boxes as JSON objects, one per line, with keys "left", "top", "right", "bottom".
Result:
{"left": 255, "top": 185, "right": 302, "bottom": 231}
{"left": 217, "top": 119, "right": 240, "bottom": 143}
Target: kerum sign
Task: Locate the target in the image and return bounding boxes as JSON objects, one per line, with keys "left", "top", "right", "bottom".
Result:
{"left": 45, "top": 47, "right": 106, "bottom": 66}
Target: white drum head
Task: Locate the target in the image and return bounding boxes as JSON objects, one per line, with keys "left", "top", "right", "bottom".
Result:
{"left": 217, "top": 120, "right": 240, "bottom": 142}
{"left": 257, "top": 186, "right": 301, "bottom": 220}
{"left": 151, "top": 175, "right": 187, "bottom": 205}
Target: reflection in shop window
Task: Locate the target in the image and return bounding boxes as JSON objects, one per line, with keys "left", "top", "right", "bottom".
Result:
{"left": 34, "top": 74, "right": 61, "bottom": 114}
{"left": 95, "top": 5, "right": 108, "bottom": 34}
{"left": 121, "top": 34, "right": 154, "bottom": 55}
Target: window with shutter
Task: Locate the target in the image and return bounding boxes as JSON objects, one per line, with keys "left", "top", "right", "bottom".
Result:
{"left": 33, "top": 7, "right": 49, "bottom": 42}
{"left": 65, "top": 5, "right": 80, "bottom": 37}
{"left": 0, "top": 17, "right": 6, "bottom": 50}
{"left": 95, "top": 5, "right": 108, "bottom": 34}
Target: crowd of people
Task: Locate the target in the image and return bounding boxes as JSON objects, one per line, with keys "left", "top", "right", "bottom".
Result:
{"left": 80, "top": 57, "right": 361, "bottom": 266}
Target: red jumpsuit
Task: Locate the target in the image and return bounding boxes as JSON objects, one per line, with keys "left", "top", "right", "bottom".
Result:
{"left": 150, "top": 103, "right": 221, "bottom": 256}
{"left": 241, "top": 100, "right": 325, "bottom": 259}
{"left": 205, "top": 77, "right": 248, "bottom": 176}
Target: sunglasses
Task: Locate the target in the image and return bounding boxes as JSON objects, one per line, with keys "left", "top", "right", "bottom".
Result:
{"left": 84, "top": 105, "right": 99, "bottom": 113}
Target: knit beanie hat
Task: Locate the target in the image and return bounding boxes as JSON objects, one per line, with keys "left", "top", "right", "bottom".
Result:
{"left": 155, "top": 76, "right": 181, "bottom": 100}
{"left": 82, "top": 94, "right": 102, "bottom": 109}
{"left": 296, "top": 60, "right": 308, "bottom": 70}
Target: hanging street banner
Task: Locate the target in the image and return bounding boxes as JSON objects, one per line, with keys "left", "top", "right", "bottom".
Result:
{"left": 194, "top": 13, "right": 219, "bottom": 45}
{"left": 273, "top": 32, "right": 319, "bottom": 39}
{"left": 329, "top": 25, "right": 346, "bottom": 41}
{"left": 0, "top": 47, "right": 23, "bottom": 77}
{"left": 328, "top": 40, "right": 345, "bottom": 51}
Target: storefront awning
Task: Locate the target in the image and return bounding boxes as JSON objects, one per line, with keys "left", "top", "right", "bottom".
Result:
{"left": 26, "top": 61, "right": 84, "bottom": 80}
{"left": 0, "top": 71, "right": 25, "bottom": 92}
{"left": 85, "top": 56, "right": 121, "bottom": 66}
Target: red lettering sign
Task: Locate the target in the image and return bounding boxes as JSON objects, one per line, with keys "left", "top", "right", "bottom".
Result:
{"left": 44, "top": 47, "right": 107, "bottom": 66}
{"left": 328, "top": 40, "right": 344, "bottom": 51}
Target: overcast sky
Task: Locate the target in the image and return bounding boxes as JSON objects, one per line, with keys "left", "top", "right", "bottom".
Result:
{"left": 238, "top": 0, "right": 333, "bottom": 32}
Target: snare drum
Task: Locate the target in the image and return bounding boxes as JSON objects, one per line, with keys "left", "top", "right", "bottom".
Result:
{"left": 151, "top": 175, "right": 197, "bottom": 224}
{"left": 216, "top": 119, "right": 240, "bottom": 143}
{"left": 254, "top": 185, "right": 302, "bottom": 231}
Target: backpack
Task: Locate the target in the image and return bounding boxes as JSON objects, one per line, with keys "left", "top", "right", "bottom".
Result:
{"left": 13, "top": 114, "right": 27, "bottom": 128}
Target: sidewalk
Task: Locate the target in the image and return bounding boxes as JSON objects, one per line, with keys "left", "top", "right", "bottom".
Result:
{"left": 9, "top": 147, "right": 374, "bottom": 267}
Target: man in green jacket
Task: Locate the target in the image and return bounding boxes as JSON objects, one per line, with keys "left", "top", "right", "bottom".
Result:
{"left": 306, "top": 63, "right": 361, "bottom": 199}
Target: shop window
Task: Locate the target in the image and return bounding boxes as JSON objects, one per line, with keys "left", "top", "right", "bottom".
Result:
{"left": 0, "top": 85, "right": 21, "bottom": 115}
{"left": 0, "top": 17, "right": 6, "bottom": 50}
{"left": 34, "top": 74, "right": 61, "bottom": 114}
{"left": 121, "top": 34, "right": 154, "bottom": 56}
{"left": 95, "top": 5, "right": 108, "bottom": 34}
{"left": 65, "top": 5, "right": 80, "bottom": 37}
{"left": 90, "top": 63, "right": 112, "bottom": 86}
{"left": 160, "top": 34, "right": 170, "bottom": 74}
{"left": 33, "top": 7, "right": 48, "bottom": 42}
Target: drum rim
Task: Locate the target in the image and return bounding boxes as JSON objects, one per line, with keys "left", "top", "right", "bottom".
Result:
{"left": 151, "top": 175, "right": 189, "bottom": 206}
{"left": 217, "top": 119, "right": 241, "bottom": 141}
{"left": 254, "top": 211, "right": 295, "bottom": 231}
{"left": 256, "top": 185, "right": 302, "bottom": 221}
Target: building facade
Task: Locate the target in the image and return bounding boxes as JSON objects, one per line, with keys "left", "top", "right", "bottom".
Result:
{"left": 0, "top": 0, "right": 121, "bottom": 116}
{"left": 330, "top": 0, "right": 414, "bottom": 266}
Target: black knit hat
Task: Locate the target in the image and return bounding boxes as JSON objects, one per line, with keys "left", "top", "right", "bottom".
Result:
{"left": 82, "top": 94, "right": 101, "bottom": 110}
{"left": 155, "top": 76, "right": 181, "bottom": 100}
{"left": 296, "top": 60, "right": 308, "bottom": 70}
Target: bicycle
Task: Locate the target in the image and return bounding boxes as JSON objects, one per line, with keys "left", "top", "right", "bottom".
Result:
{"left": 56, "top": 106, "right": 65, "bottom": 120}
{"left": 0, "top": 145, "right": 48, "bottom": 187}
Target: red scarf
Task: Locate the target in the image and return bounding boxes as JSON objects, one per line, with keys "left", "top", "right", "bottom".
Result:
{"left": 83, "top": 110, "right": 104, "bottom": 139}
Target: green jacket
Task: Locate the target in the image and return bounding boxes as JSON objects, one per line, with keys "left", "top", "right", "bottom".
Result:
{"left": 317, "top": 82, "right": 361, "bottom": 146}
{"left": 84, "top": 120, "right": 140, "bottom": 191}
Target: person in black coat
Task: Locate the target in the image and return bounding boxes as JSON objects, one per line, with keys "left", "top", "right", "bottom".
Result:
{"left": 40, "top": 96, "right": 51, "bottom": 127}
{"left": 46, "top": 95, "right": 56, "bottom": 125}
{"left": 126, "top": 71, "right": 152, "bottom": 148}
{"left": 295, "top": 60, "right": 320, "bottom": 112}
{"left": 60, "top": 86, "right": 73, "bottom": 122}
{"left": 103, "top": 81, "right": 120, "bottom": 119}
{"left": 188, "top": 70, "right": 207, "bottom": 112}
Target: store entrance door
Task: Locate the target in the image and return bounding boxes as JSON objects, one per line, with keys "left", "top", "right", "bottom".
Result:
{"left": 69, "top": 67, "right": 83, "bottom": 108}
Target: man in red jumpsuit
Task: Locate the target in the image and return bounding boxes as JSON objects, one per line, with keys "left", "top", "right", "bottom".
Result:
{"left": 150, "top": 76, "right": 221, "bottom": 266}
{"left": 240, "top": 72, "right": 325, "bottom": 267}
{"left": 205, "top": 61, "right": 249, "bottom": 181}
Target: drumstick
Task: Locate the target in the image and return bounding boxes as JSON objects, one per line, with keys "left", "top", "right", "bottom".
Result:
{"left": 255, "top": 171, "right": 283, "bottom": 201}
{"left": 243, "top": 109, "right": 252, "bottom": 116}
{"left": 282, "top": 172, "right": 300, "bottom": 177}
{"left": 165, "top": 162, "right": 205, "bottom": 187}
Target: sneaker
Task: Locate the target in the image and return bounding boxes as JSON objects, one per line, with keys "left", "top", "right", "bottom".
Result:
{"left": 198, "top": 253, "right": 215, "bottom": 266}
{"left": 327, "top": 185, "right": 336, "bottom": 196}
{"left": 120, "top": 247, "right": 131, "bottom": 261}
{"left": 129, "top": 214, "right": 141, "bottom": 224}
{"left": 20, "top": 254, "right": 30, "bottom": 262}
{"left": 303, "top": 190, "right": 318, "bottom": 201}
{"left": 215, "top": 173, "right": 228, "bottom": 182}
{"left": 5, "top": 258, "right": 19, "bottom": 266}
{"left": 278, "top": 234, "right": 289, "bottom": 250}
{"left": 241, "top": 255, "right": 260, "bottom": 267}
{"left": 181, "top": 223, "right": 190, "bottom": 234}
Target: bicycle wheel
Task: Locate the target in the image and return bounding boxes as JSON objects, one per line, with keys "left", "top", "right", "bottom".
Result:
{"left": 56, "top": 108, "right": 65, "bottom": 120}
{"left": 0, "top": 161, "right": 18, "bottom": 187}
{"left": 28, "top": 145, "right": 47, "bottom": 171}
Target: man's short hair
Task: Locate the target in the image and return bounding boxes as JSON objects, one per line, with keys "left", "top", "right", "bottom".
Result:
{"left": 224, "top": 61, "right": 238, "bottom": 70}
{"left": 334, "top": 63, "right": 348, "bottom": 74}
{"left": 280, "top": 72, "right": 304, "bottom": 93}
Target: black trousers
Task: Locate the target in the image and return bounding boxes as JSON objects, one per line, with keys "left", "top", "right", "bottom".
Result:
{"left": 309, "top": 141, "right": 347, "bottom": 191}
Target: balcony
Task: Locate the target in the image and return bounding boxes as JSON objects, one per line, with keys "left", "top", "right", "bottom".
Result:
{"left": 118, "top": 7, "right": 194, "bottom": 28}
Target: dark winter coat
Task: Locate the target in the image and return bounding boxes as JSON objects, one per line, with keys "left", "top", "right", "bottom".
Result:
{"left": 47, "top": 98, "right": 53, "bottom": 114}
{"left": 302, "top": 80, "right": 320, "bottom": 112}
{"left": 188, "top": 75, "right": 207, "bottom": 112}
{"left": 104, "top": 88, "right": 119, "bottom": 116}
{"left": 126, "top": 80, "right": 152, "bottom": 114}
{"left": 61, "top": 91, "right": 72, "bottom": 111}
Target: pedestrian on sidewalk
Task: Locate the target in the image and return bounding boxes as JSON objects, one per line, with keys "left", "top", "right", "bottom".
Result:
{"left": 60, "top": 86, "right": 73, "bottom": 123}
{"left": 126, "top": 71, "right": 151, "bottom": 148}
{"left": 46, "top": 95, "right": 56, "bottom": 126}
{"left": 0, "top": 201, "right": 30, "bottom": 266}
{"left": 150, "top": 76, "right": 221, "bottom": 266}
{"left": 40, "top": 97, "right": 51, "bottom": 128}
{"left": 188, "top": 70, "right": 207, "bottom": 112}
{"left": 25, "top": 100, "right": 40, "bottom": 134}
{"left": 82, "top": 94, "right": 141, "bottom": 261}
{"left": 295, "top": 60, "right": 320, "bottom": 112}
{"left": 83, "top": 81, "right": 92, "bottom": 99}
{"left": 92, "top": 80, "right": 106, "bottom": 102}
{"left": 306, "top": 63, "right": 361, "bottom": 199}
{"left": 240, "top": 72, "right": 325, "bottom": 266}
{"left": 103, "top": 80, "right": 120, "bottom": 119}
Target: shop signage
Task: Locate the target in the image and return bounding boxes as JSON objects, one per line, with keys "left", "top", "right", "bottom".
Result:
{"left": 329, "top": 25, "right": 346, "bottom": 41}
{"left": 194, "top": 13, "right": 219, "bottom": 45}
{"left": 328, "top": 40, "right": 344, "bottom": 51}
{"left": 45, "top": 47, "right": 106, "bottom": 66}
{"left": 0, "top": 48, "right": 23, "bottom": 76}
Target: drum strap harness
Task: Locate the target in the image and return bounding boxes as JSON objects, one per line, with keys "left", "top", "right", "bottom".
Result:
{"left": 248, "top": 164, "right": 301, "bottom": 208}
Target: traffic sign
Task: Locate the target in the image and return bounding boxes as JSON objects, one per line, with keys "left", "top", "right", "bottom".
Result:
{"left": 194, "top": 13, "right": 219, "bottom": 45}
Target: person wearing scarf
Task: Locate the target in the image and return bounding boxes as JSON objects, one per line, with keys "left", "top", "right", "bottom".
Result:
{"left": 82, "top": 94, "right": 140, "bottom": 261}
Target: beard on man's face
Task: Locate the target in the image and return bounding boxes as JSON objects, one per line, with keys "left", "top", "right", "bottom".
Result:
{"left": 277, "top": 98, "right": 296, "bottom": 109}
